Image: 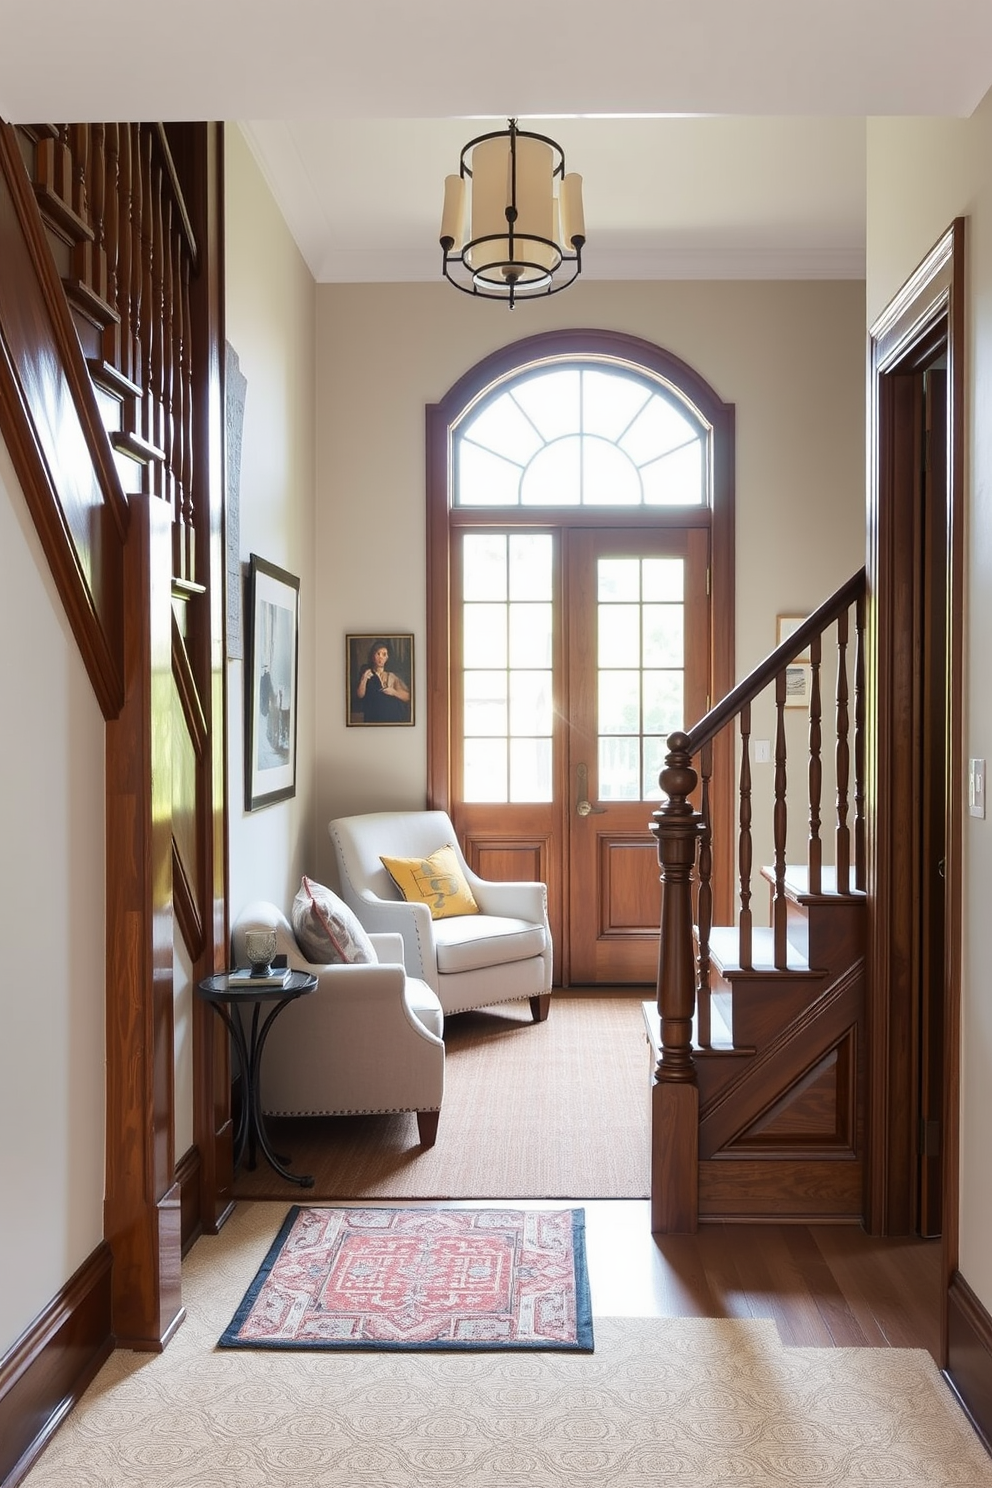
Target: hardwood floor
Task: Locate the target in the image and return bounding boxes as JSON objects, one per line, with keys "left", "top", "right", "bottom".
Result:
{"left": 580, "top": 1201, "right": 942, "bottom": 1359}
{"left": 426, "top": 1199, "right": 942, "bottom": 1359}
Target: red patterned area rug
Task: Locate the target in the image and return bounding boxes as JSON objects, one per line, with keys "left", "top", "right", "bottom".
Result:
{"left": 219, "top": 1206, "right": 594, "bottom": 1352}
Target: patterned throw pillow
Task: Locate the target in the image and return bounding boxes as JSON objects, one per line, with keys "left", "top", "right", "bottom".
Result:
{"left": 379, "top": 844, "right": 480, "bottom": 920}
{"left": 291, "top": 876, "right": 376, "bottom": 964}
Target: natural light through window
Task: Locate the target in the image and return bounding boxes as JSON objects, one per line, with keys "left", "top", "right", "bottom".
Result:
{"left": 455, "top": 365, "right": 706, "bottom": 507}
{"left": 598, "top": 557, "right": 685, "bottom": 801}
{"left": 462, "top": 533, "right": 553, "bottom": 803}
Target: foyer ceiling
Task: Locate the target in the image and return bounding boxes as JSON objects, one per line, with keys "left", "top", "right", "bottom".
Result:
{"left": 2, "top": 0, "right": 991, "bottom": 283}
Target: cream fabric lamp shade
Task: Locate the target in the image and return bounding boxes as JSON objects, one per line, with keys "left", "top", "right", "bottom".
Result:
{"left": 465, "top": 133, "right": 557, "bottom": 285}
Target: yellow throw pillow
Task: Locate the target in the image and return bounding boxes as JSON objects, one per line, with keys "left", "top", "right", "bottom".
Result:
{"left": 380, "top": 844, "right": 480, "bottom": 920}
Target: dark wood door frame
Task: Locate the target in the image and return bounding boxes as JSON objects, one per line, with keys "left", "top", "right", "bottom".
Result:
{"left": 866, "top": 221, "right": 964, "bottom": 1362}
{"left": 425, "top": 328, "right": 737, "bottom": 953}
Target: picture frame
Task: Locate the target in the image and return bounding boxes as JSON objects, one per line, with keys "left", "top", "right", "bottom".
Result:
{"left": 777, "top": 615, "right": 811, "bottom": 710}
{"left": 245, "top": 555, "right": 300, "bottom": 810}
{"left": 777, "top": 614, "right": 810, "bottom": 664}
{"left": 346, "top": 633, "right": 415, "bottom": 726}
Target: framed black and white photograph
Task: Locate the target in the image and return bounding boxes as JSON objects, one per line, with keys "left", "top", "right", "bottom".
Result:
{"left": 245, "top": 555, "right": 300, "bottom": 810}
{"left": 346, "top": 633, "right": 415, "bottom": 726}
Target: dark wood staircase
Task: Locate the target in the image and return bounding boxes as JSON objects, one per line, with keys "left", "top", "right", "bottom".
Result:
{"left": 646, "top": 570, "right": 868, "bottom": 1231}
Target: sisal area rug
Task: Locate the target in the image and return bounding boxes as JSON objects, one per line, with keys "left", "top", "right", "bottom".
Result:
{"left": 231, "top": 995, "right": 650, "bottom": 1201}
{"left": 219, "top": 1205, "right": 593, "bottom": 1352}
{"left": 22, "top": 1203, "right": 992, "bottom": 1488}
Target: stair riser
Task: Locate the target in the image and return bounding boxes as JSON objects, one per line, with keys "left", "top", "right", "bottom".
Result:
{"left": 786, "top": 897, "right": 865, "bottom": 971}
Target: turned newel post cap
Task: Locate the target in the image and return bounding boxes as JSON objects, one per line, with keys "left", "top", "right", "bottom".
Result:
{"left": 659, "top": 731, "right": 697, "bottom": 807}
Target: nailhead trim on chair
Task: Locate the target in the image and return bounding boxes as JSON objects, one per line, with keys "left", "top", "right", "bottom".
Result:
{"left": 263, "top": 1104, "right": 442, "bottom": 1117}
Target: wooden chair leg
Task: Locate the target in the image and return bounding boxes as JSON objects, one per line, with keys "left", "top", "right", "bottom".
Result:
{"left": 417, "top": 1109, "right": 440, "bottom": 1147}
{"left": 530, "top": 992, "right": 551, "bottom": 1023}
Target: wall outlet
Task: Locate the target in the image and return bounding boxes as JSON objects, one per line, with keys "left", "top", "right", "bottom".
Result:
{"left": 969, "top": 758, "right": 986, "bottom": 818}
{"left": 754, "top": 739, "right": 771, "bottom": 764}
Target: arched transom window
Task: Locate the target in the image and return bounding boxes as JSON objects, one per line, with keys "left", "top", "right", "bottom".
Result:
{"left": 455, "top": 362, "right": 708, "bottom": 508}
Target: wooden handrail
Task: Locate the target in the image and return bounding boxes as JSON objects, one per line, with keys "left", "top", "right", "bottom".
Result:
{"left": 686, "top": 566, "right": 866, "bottom": 755}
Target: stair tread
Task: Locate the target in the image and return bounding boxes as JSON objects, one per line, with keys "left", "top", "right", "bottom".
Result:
{"left": 641, "top": 996, "right": 735, "bottom": 1055}
{"left": 759, "top": 864, "right": 866, "bottom": 900}
{"left": 707, "top": 924, "right": 820, "bottom": 975}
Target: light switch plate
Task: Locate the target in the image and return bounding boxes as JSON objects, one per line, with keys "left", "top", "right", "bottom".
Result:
{"left": 969, "top": 758, "right": 986, "bottom": 818}
{"left": 754, "top": 739, "right": 771, "bottom": 764}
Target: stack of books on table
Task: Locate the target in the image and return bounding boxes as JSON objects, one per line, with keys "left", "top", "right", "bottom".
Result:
{"left": 228, "top": 963, "right": 293, "bottom": 989}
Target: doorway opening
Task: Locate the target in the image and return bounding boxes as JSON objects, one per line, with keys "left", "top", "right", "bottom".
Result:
{"left": 867, "top": 223, "right": 964, "bottom": 1282}
{"left": 426, "top": 330, "right": 736, "bottom": 986}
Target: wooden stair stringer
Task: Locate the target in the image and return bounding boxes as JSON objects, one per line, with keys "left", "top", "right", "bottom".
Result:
{"left": 696, "top": 957, "right": 866, "bottom": 1222}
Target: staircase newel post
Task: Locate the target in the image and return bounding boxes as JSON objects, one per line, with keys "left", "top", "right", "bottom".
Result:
{"left": 648, "top": 730, "right": 702, "bottom": 1233}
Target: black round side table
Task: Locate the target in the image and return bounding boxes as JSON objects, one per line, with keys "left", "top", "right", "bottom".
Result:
{"left": 197, "top": 969, "right": 318, "bottom": 1188}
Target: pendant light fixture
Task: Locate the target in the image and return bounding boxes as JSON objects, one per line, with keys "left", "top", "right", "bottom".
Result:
{"left": 440, "top": 119, "right": 585, "bottom": 308}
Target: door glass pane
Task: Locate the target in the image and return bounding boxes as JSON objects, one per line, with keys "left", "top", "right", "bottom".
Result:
{"left": 599, "top": 605, "right": 640, "bottom": 667}
{"left": 463, "top": 604, "right": 507, "bottom": 667}
{"left": 463, "top": 534, "right": 507, "bottom": 600}
{"left": 509, "top": 603, "right": 552, "bottom": 668}
{"left": 510, "top": 737, "right": 552, "bottom": 802}
{"left": 510, "top": 671, "right": 553, "bottom": 735}
{"left": 596, "top": 556, "right": 686, "bottom": 802}
{"left": 599, "top": 736, "right": 640, "bottom": 800}
{"left": 461, "top": 532, "right": 554, "bottom": 803}
{"left": 464, "top": 671, "right": 508, "bottom": 734}
{"left": 463, "top": 738, "right": 507, "bottom": 802}
{"left": 642, "top": 605, "right": 683, "bottom": 667}
{"left": 643, "top": 671, "right": 684, "bottom": 734}
{"left": 642, "top": 558, "right": 683, "bottom": 602}
{"left": 599, "top": 671, "right": 640, "bottom": 733}
{"left": 598, "top": 558, "right": 640, "bottom": 602}
{"left": 508, "top": 534, "right": 553, "bottom": 601}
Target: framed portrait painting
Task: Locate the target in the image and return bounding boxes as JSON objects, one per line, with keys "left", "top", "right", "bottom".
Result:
{"left": 245, "top": 555, "right": 300, "bottom": 810}
{"left": 346, "top": 633, "right": 415, "bottom": 726}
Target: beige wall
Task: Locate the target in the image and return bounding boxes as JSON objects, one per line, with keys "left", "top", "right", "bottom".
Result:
{"left": 0, "top": 438, "right": 106, "bottom": 1352}
{"left": 868, "top": 93, "right": 992, "bottom": 1314}
{"left": 313, "top": 278, "right": 866, "bottom": 886}
{"left": 225, "top": 127, "right": 319, "bottom": 922}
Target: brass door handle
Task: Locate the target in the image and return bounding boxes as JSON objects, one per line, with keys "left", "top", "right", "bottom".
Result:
{"left": 576, "top": 763, "right": 607, "bottom": 817}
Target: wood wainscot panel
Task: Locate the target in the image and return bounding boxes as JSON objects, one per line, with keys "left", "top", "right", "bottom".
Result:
{"left": 698, "top": 1156, "right": 864, "bottom": 1221}
{"left": 947, "top": 1270, "right": 992, "bottom": 1453}
{"left": 0, "top": 1243, "right": 113, "bottom": 1487}
{"left": 598, "top": 834, "right": 662, "bottom": 933}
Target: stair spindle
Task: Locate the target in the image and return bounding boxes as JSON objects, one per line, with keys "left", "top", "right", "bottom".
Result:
{"left": 695, "top": 739, "right": 713, "bottom": 1047}
{"left": 835, "top": 607, "right": 851, "bottom": 894}
{"left": 808, "top": 631, "right": 823, "bottom": 895}
{"left": 738, "top": 701, "right": 753, "bottom": 970}
{"left": 854, "top": 591, "right": 866, "bottom": 891}
{"left": 773, "top": 671, "right": 789, "bottom": 968}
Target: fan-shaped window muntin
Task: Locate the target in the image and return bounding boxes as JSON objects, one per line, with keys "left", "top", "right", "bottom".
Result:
{"left": 454, "top": 363, "right": 708, "bottom": 508}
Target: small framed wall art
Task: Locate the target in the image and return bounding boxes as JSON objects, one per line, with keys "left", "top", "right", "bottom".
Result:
{"left": 245, "top": 555, "right": 300, "bottom": 810}
{"left": 346, "top": 633, "right": 415, "bottom": 726}
{"left": 777, "top": 614, "right": 810, "bottom": 709}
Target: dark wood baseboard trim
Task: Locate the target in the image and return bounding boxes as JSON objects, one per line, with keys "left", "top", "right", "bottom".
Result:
{"left": 0, "top": 1242, "right": 113, "bottom": 1488}
{"left": 176, "top": 1144, "right": 202, "bottom": 1256}
{"left": 946, "top": 1269, "right": 992, "bottom": 1453}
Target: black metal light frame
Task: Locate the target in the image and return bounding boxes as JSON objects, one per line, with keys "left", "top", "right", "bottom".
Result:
{"left": 441, "top": 119, "right": 584, "bottom": 309}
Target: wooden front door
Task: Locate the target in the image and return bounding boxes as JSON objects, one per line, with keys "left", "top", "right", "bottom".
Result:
{"left": 566, "top": 526, "right": 710, "bottom": 982}
{"left": 452, "top": 519, "right": 711, "bottom": 986}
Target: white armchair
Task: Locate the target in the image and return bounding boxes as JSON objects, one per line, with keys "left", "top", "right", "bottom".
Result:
{"left": 231, "top": 900, "right": 445, "bottom": 1146}
{"left": 328, "top": 810, "right": 552, "bottom": 1022}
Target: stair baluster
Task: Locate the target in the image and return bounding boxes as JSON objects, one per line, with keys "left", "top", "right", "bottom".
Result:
{"left": 773, "top": 669, "right": 789, "bottom": 968}
{"left": 738, "top": 701, "right": 754, "bottom": 970}
{"left": 854, "top": 588, "right": 866, "bottom": 890}
{"left": 696, "top": 738, "right": 714, "bottom": 1046}
{"left": 836, "top": 606, "right": 851, "bottom": 894}
{"left": 808, "top": 631, "right": 823, "bottom": 895}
